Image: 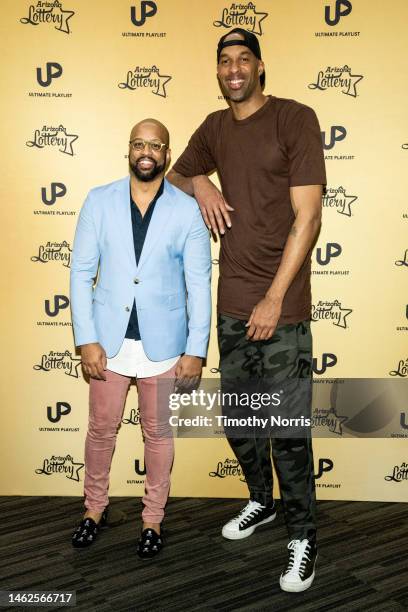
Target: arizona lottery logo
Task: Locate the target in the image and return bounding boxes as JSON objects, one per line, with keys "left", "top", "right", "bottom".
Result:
{"left": 395, "top": 249, "right": 408, "bottom": 268}
{"left": 26, "top": 125, "right": 78, "bottom": 156}
{"left": 213, "top": 2, "right": 268, "bottom": 36}
{"left": 312, "top": 407, "right": 348, "bottom": 435}
{"left": 122, "top": 406, "right": 141, "bottom": 425}
{"left": 323, "top": 187, "right": 357, "bottom": 217}
{"left": 209, "top": 458, "right": 245, "bottom": 482}
{"left": 31, "top": 240, "right": 72, "bottom": 267}
{"left": 35, "top": 454, "right": 84, "bottom": 481}
{"left": 384, "top": 462, "right": 408, "bottom": 483}
{"left": 33, "top": 350, "right": 82, "bottom": 378}
{"left": 20, "top": 1, "right": 74, "bottom": 34}
{"left": 309, "top": 65, "right": 363, "bottom": 98}
{"left": 118, "top": 65, "right": 172, "bottom": 97}
{"left": 311, "top": 300, "right": 352, "bottom": 329}
{"left": 389, "top": 358, "right": 408, "bottom": 378}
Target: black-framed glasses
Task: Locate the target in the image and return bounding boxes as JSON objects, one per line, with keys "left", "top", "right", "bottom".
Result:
{"left": 129, "top": 138, "right": 167, "bottom": 152}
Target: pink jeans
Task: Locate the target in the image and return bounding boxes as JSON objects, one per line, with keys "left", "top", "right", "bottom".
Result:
{"left": 84, "top": 365, "right": 176, "bottom": 523}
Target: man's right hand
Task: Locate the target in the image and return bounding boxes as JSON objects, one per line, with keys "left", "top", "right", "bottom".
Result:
{"left": 192, "top": 175, "right": 234, "bottom": 235}
{"left": 80, "top": 342, "right": 107, "bottom": 380}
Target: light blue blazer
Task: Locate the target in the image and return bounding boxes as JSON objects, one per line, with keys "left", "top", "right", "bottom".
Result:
{"left": 70, "top": 176, "right": 211, "bottom": 360}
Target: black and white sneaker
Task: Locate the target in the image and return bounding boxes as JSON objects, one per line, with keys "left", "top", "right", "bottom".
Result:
{"left": 221, "top": 500, "right": 276, "bottom": 540}
{"left": 279, "top": 539, "right": 317, "bottom": 592}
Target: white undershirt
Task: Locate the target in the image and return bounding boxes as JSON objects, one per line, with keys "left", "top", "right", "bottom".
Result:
{"left": 106, "top": 338, "right": 179, "bottom": 378}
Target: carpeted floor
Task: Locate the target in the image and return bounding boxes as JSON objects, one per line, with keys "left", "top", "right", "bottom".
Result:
{"left": 0, "top": 496, "right": 407, "bottom": 611}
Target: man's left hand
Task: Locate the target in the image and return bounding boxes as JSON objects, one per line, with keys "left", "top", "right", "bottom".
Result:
{"left": 245, "top": 296, "right": 282, "bottom": 341}
{"left": 175, "top": 355, "right": 203, "bottom": 391}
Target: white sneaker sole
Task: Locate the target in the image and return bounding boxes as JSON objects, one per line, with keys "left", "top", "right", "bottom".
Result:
{"left": 279, "top": 555, "right": 317, "bottom": 593}
{"left": 279, "top": 570, "right": 315, "bottom": 592}
{"left": 221, "top": 511, "right": 277, "bottom": 540}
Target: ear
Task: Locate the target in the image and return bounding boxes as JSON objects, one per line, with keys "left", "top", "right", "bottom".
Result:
{"left": 166, "top": 148, "right": 171, "bottom": 165}
{"left": 258, "top": 60, "right": 265, "bottom": 75}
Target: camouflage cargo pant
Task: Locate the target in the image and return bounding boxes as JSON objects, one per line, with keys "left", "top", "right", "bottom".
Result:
{"left": 217, "top": 314, "right": 316, "bottom": 542}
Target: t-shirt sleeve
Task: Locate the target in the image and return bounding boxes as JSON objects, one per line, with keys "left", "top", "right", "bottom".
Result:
{"left": 283, "top": 104, "right": 327, "bottom": 191}
{"left": 173, "top": 115, "right": 217, "bottom": 177}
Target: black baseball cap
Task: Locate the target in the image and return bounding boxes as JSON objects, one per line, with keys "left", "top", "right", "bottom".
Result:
{"left": 217, "top": 28, "right": 265, "bottom": 87}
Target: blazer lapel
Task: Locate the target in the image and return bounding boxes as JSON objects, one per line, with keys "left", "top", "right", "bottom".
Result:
{"left": 114, "top": 176, "right": 137, "bottom": 271}
{"left": 136, "top": 182, "right": 174, "bottom": 273}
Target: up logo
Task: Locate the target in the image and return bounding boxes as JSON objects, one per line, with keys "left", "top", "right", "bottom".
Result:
{"left": 315, "top": 458, "right": 334, "bottom": 479}
{"left": 47, "top": 401, "right": 71, "bottom": 423}
{"left": 134, "top": 459, "right": 146, "bottom": 475}
{"left": 45, "top": 295, "right": 70, "bottom": 317}
{"left": 321, "top": 126, "right": 347, "bottom": 150}
{"left": 130, "top": 1, "right": 157, "bottom": 26}
{"left": 41, "top": 182, "right": 67, "bottom": 206}
{"left": 36, "top": 62, "right": 63, "bottom": 87}
{"left": 325, "top": 0, "right": 352, "bottom": 26}
{"left": 400, "top": 412, "right": 408, "bottom": 430}
{"left": 312, "top": 353, "right": 338, "bottom": 375}
{"left": 316, "top": 243, "right": 342, "bottom": 265}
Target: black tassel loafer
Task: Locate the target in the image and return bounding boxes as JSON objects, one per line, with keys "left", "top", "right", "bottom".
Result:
{"left": 136, "top": 528, "right": 163, "bottom": 559}
{"left": 71, "top": 508, "right": 109, "bottom": 549}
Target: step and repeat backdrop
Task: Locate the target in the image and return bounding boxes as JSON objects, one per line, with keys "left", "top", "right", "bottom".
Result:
{"left": 1, "top": 0, "right": 407, "bottom": 502}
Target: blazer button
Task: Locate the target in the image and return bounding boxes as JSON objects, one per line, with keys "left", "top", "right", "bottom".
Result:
{"left": 133, "top": 278, "right": 140, "bottom": 284}
{"left": 125, "top": 306, "right": 130, "bottom": 312}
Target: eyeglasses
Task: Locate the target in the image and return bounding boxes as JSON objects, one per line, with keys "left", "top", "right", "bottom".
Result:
{"left": 129, "top": 138, "right": 167, "bottom": 152}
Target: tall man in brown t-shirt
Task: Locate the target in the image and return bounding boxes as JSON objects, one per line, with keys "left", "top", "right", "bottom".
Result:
{"left": 168, "top": 28, "right": 326, "bottom": 593}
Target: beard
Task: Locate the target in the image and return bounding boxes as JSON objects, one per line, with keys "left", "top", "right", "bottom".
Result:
{"left": 129, "top": 156, "right": 166, "bottom": 182}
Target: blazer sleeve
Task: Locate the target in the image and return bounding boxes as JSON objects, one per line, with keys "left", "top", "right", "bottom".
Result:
{"left": 70, "top": 191, "right": 100, "bottom": 347}
{"left": 183, "top": 205, "right": 212, "bottom": 358}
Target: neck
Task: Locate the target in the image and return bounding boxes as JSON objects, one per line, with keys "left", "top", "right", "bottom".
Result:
{"left": 129, "top": 172, "right": 164, "bottom": 202}
{"left": 230, "top": 91, "right": 267, "bottom": 120}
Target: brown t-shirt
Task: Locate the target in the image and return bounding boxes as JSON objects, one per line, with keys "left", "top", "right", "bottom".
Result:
{"left": 173, "top": 95, "right": 327, "bottom": 324}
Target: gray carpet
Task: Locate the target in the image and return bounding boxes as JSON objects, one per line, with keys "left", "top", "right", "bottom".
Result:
{"left": 0, "top": 497, "right": 407, "bottom": 611}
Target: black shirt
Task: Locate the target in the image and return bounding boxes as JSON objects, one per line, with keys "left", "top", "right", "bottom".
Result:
{"left": 125, "top": 180, "right": 164, "bottom": 340}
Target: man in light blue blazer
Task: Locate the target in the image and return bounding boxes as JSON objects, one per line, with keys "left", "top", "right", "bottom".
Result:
{"left": 70, "top": 118, "right": 211, "bottom": 559}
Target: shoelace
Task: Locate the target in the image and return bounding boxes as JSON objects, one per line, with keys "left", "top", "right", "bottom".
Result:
{"left": 285, "top": 539, "right": 311, "bottom": 577}
{"left": 231, "top": 500, "right": 263, "bottom": 525}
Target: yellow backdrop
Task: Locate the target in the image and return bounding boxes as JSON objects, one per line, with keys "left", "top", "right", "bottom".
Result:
{"left": 1, "top": 0, "right": 407, "bottom": 503}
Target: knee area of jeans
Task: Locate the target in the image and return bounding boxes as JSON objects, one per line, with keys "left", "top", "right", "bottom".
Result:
{"left": 87, "top": 424, "right": 119, "bottom": 438}
{"left": 142, "top": 429, "right": 173, "bottom": 442}
{"left": 141, "top": 420, "right": 172, "bottom": 436}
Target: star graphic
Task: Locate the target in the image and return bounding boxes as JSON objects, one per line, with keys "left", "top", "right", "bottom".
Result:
{"left": 333, "top": 306, "right": 353, "bottom": 329}
{"left": 66, "top": 459, "right": 84, "bottom": 482}
{"left": 326, "top": 409, "right": 348, "bottom": 435}
{"left": 341, "top": 69, "right": 363, "bottom": 98}
{"left": 248, "top": 8, "right": 268, "bottom": 36}
{"left": 336, "top": 187, "right": 357, "bottom": 217}
{"left": 58, "top": 127, "right": 79, "bottom": 156}
{"left": 154, "top": 72, "right": 172, "bottom": 98}
{"left": 55, "top": 6, "right": 75, "bottom": 34}
{"left": 65, "top": 355, "right": 82, "bottom": 378}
